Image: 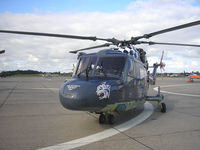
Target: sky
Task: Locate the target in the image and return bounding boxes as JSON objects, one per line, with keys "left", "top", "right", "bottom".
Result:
{"left": 0, "top": 0, "right": 200, "bottom": 73}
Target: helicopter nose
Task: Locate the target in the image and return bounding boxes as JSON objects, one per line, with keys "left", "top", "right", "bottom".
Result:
{"left": 59, "top": 80, "right": 100, "bottom": 110}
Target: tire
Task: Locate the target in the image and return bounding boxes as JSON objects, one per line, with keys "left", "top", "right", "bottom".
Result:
{"left": 99, "top": 114, "right": 106, "bottom": 124}
{"left": 108, "top": 114, "right": 115, "bottom": 125}
{"left": 160, "top": 103, "right": 166, "bottom": 113}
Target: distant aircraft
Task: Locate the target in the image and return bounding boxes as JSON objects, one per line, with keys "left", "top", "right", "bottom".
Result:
{"left": 167, "top": 73, "right": 181, "bottom": 77}
{"left": 0, "top": 50, "right": 5, "bottom": 54}
{"left": 187, "top": 73, "right": 200, "bottom": 82}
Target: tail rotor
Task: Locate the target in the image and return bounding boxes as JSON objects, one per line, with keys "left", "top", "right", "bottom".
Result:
{"left": 160, "top": 51, "right": 165, "bottom": 79}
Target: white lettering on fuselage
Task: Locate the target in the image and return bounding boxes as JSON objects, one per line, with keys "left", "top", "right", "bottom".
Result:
{"left": 67, "top": 85, "right": 80, "bottom": 91}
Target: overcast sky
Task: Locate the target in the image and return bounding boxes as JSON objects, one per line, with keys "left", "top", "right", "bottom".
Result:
{"left": 0, "top": 0, "right": 200, "bottom": 73}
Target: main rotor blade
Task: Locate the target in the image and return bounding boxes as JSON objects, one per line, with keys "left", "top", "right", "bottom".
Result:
{"left": 137, "top": 41, "right": 200, "bottom": 47}
{"left": 134, "top": 20, "right": 200, "bottom": 40}
{"left": 0, "top": 30, "right": 98, "bottom": 41}
{"left": 69, "top": 43, "right": 112, "bottom": 54}
{"left": 0, "top": 30, "right": 121, "bottom": 44}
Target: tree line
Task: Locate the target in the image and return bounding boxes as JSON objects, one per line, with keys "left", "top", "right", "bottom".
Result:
{"left": 0, "top": 70, "right": 72, "bottom": 77}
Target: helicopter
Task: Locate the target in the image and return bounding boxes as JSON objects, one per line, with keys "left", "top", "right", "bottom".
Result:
{"left": 0, "top": 50, "right": 5, "bottom": 54}
{"left": 0, "top": 20, "right": 200, "bottom": 124}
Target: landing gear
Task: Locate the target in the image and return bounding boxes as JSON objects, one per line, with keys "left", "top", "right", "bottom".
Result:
{"left": 99, "top": 114, "right": 106, "bottom": 124}
{"left": 187, "top": 79, "right": 193, "bottom": 82}
{"left": 160, "top": 102, "right": 166, "bottom": 113}
{"left": 158, "top": 95, "right": 167, "bottom": 113}
{"left": 146, "top": 86, "right": 167, "bottom": 113}
{"left": 108, "top": 114, "right": 115, "bottom": 124}
{"left": 98, "top": 113, "right": 115, "bottom": 124}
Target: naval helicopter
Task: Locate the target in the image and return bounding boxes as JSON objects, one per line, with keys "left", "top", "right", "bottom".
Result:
{"left": 0, "top": 20, "right": 200, "bottom": 124}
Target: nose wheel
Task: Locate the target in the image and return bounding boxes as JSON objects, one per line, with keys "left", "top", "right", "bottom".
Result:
{"left": 107, "top": 114, "right": 115, "bottom": 124}
{"left": 99, "top": 114, "right": 106, "bottom": 124}
{"left": 160, "top": 102, "right": 166, "bottom": 113}
{"left": 99, "top": 114, "right": 115, "bottom": 124}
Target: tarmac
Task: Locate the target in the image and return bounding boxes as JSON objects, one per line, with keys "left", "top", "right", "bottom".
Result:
{"left": 0, "top": 77, "right": 199, "bottom": 150}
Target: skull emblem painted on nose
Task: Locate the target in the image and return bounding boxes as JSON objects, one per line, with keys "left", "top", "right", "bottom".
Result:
{"left": 96, "top": 82, "right": 111, "bottom": 100}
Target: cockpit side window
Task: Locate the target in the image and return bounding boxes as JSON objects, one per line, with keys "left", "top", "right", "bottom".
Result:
{"left": 127, "top": 59, "right": 134, "bottom": 82}
{"left": 76, "top": 57, "right": 90, "bottom": 74}
{"left": 128, "top": 59, "right": 134, "bottom": 76}
{"left": 140, "top": 67, "right": 147, "bottom": 79}
{"left": 135, "top": 62, "right": 147, "bottom": 79}
{"left": 75, "top": 56, "right": 97, "bottom": 77}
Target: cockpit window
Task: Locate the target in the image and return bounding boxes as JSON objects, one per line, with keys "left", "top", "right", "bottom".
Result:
{"left": 94, "top": 57, "right": 125, "bottom": 79}
{"left": 76, "top": 57, "right": 97, "bottom": 77}
{"left": 75, "top": 56, "right": 126, "bottom": 79}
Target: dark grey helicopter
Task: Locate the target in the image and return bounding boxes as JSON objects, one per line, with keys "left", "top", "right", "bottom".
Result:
{"left": 0, "top": 20, "right": 200, "bottom": 124}
{"left": 0, "top": 50, "right": 5, "bottom": 54}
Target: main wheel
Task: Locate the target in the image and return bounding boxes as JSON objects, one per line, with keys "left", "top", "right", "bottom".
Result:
{"left": 108, "top": 114, "right": 115, "bottom": 125}
{"left": 99, "top": 114, "right": 106, "bottom": 124}
{"left": 160, "top": 103, "right": 166, "bottom": 113}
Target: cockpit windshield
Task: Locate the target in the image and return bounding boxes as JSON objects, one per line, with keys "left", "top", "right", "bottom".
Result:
{"left": 76, "top": 56, "right": 97, "bottom": 78}
{"left": 75, "top": 56, "right": 126, "bottom": 79}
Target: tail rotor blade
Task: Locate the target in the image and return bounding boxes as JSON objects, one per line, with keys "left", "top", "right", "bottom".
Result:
{"left": 160, "top": 51, "right": 164, "bottom": 64}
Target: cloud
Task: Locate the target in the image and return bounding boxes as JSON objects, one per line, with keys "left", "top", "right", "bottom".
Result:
{"left": 0, "top": 0, "right": 200, "bottom": 73}
{"left": 28, "top": 54, "right": 39, "bottom": 62}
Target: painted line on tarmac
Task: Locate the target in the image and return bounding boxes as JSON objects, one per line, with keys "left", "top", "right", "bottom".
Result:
{"left": 154, "top": 84, "right": 200, "bottom": 97}
{"left": 38, "top": 102, "right": 153, "bottom": 150}
{"left": 157, "top": 84, "right": 194, "bottom": 88}
{"left": 17, "top": 88, "right": 59, "bottom": 91}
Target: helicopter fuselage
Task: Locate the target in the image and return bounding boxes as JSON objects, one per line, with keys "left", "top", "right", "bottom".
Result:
{"left": 59, "top": 49, "right": 148, "bottom": 114}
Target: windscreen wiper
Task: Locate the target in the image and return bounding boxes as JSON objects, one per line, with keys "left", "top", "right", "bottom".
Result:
{"left": 99, "top": 68, "right": 107, "bottom": 78}
{"left": 98, "top": 63, "right": 107, "bottom": 78}
{"left": 77, "top": 66, "right": 91, "bottom": 80}
{"left": 77, "top": 68, "right": 87, "bottom": 77}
